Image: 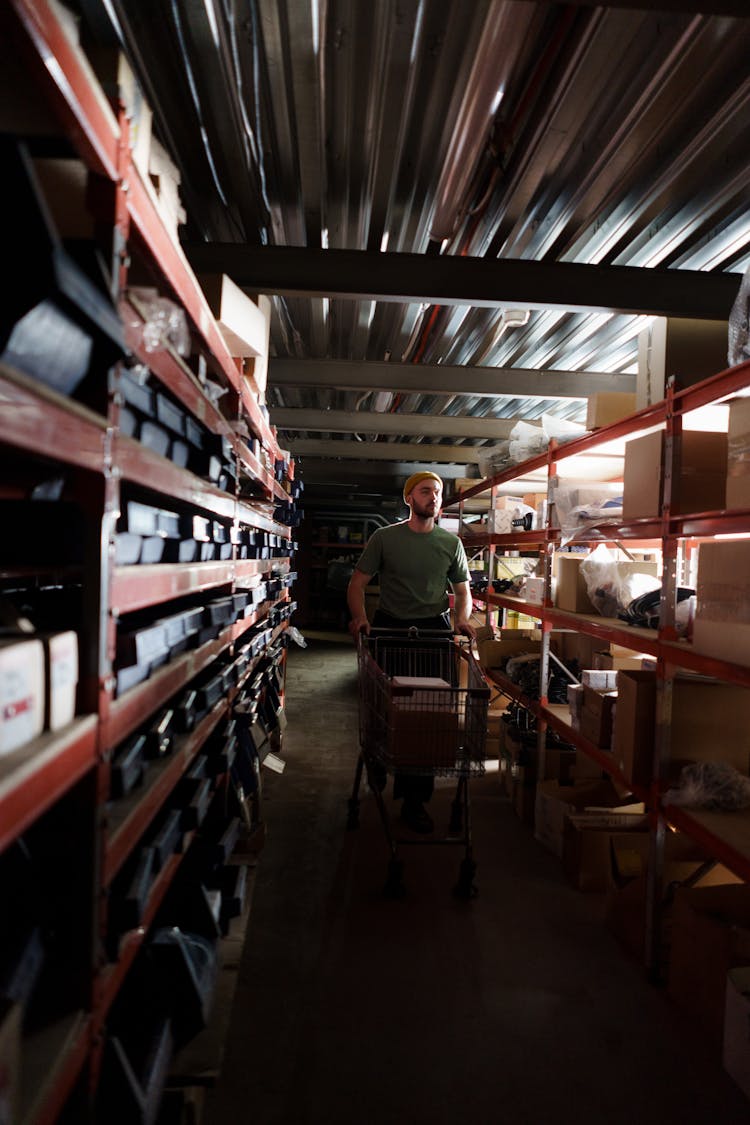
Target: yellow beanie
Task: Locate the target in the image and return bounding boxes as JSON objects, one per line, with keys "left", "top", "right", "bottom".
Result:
{"left": 403, "top": 471, "right": 443, "bottom": 503}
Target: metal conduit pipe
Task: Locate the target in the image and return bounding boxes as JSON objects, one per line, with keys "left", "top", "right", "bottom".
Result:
{"left": 428, "top": 0, "right": 537, "bottom": 243}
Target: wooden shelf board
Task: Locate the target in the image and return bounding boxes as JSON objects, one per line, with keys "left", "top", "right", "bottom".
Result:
{"left": 0, "top": 716, "right": 98, "bottom": 853}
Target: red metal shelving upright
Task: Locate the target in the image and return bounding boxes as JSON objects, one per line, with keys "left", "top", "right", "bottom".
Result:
{"left": 445, "top": 359, "right": 750, "bottom": 965}
{"left": 2, "top": 3, "right": 297, "bottom": 1120}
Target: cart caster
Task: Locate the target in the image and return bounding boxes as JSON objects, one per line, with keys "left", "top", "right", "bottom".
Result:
{"left": 448, "top": 798, "right": 463, "bottom": 835}
{"left": 453, "top": 858, "right": 478, "bottom": 900}
{"left": 383, "top": 858, "right": 406, "bottom": 899}
{"left": 346, "top": 797, "right": 360, "bottom": 830}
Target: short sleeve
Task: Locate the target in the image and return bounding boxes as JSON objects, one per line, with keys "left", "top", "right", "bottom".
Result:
{"left": 355, "top": 530, "right": 383, "bottom": 577}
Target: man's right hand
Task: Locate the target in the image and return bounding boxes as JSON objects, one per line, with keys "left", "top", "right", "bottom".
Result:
{"left": 348, "top": 616, "right": 370, "bottom": 640}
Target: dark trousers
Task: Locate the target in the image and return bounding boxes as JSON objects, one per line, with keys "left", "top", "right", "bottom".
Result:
{"left": 371, "top": 610, "right": 453, "bottom": 804}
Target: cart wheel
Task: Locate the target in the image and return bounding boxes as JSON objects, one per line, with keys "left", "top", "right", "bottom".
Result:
{"left": 383, "top": 858, "right": 406, "bottom": 899}
{"left": 453, "top": 858, "right": 478, "bottom": 900}
{"left": 346, "top": 796, "right": 360, "bottom": 830}
{"left": 448, "top": 797, "right": 463, "bottom": 834}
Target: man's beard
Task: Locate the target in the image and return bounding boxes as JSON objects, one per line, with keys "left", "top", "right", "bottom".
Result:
{"left": 412, "top": 499, "right": 437, "bottom": 520}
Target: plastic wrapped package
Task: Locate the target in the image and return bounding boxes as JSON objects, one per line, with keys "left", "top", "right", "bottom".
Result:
{"left": 551, "top": 480, "right": 623, "bottom": 544}
{"left": 728, "top": 262, "right": 750, "bottom": 367}
{"left": 579, "top": 545, "right": 660, "bottom": 617}
{"left": 477, "top": 442, "right": 511, "bottom": 478}
{"left": 664, "top": 760, "right": 750, "bottom": 811}
{"left": 127, "top": 287, "right": 191, "bottom": 355}
{"left": 541, "top": 413, "right": 586, "bottom": 445}
{"left": 508, "top": 420, "right": 548, "bottom": 464}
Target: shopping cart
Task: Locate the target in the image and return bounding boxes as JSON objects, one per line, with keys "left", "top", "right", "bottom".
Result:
{"left": 347, "top": 628, "right": 490, "bottom": 898}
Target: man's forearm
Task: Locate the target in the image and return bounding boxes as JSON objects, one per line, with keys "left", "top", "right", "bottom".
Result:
{"left": 452, "top": 584, "right": 475, "bottom": 638}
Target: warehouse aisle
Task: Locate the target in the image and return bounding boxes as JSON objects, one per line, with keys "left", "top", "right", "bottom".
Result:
{"left": 206, "top": 638, "right": 749, "bottom": 1125}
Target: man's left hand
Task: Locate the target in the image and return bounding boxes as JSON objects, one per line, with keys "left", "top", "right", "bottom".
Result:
{"left": 455, "top": 621, "right": 476, "bottom": 641}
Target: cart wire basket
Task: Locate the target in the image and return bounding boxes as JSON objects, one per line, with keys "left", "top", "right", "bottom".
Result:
{"left": 347, "top": 629, "right": 490, "bottom": 899}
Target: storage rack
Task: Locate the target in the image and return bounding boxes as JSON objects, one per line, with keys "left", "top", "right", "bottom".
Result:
{"left": 2, "top": 2, "right": 298, "bottom": 1121}
{"left": 444, "top": 358, "right": 750, "bottom": 973}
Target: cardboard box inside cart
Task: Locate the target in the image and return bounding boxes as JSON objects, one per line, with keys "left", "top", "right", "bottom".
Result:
{"left": 693, "top": 540, "right": 750, "bottom": 667}
{"left": 622, "top": 429, "right": 728, "bottom": 520}
{"left": 388, "top": 678, "right": 459, "bottom": 769}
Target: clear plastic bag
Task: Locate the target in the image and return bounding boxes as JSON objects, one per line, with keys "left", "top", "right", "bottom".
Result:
{"left": 287, "top": 625, "right": 308, "bottom": 648}
{"left": 552, "top": 481, "right": 623, "bottom": 545}
{"left": 477, "top": 441, "right": 511, "bottom": 478}
{"left": 508, "top": 420, "right": 548, "bottom": 463}
{"left": 579, "top": 545, "right": 660, "bottom": 617}
{"left": 663, "top": 760, "right": 750, "bottom": 811}
{"left": 728, "top": 262, "right": 750, "bottom": 367}
{"left": 541, "top": 413, "right": 585, "bottom": 444}
{"left": 128, "top": 286, "right": 191, "bottom": 356}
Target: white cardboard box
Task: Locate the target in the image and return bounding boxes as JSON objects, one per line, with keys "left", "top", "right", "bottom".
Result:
{"left": 0, "top": 638, "right": 45, "bottom": 754}
{"left": 200, "top": 274, "right": 270, "bottom": 359}
{"left": 44, "top": 631, "right": 78, "bottom": 731}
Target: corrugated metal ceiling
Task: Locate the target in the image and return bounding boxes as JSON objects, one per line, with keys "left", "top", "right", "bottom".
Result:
{"left": 86, "top": 0, "right": 750, "bottom": 504}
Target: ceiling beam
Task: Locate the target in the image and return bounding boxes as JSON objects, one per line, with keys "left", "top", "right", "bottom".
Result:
{"left": 541, "top": 0, "right": 748, "bottom": 13}
{"left": 297, "top": 460, "right": 474, "bottom": 484}
{"left": 271, "top": 408, "right": 523, "bottom": 439}
{"left": 269, "top": 359, "right": 633, "bottom": 398}
{"left": 185, "top": 244, "right": 741, "bottom": 319}
{"left": 286, "top": 438, "right": 484, "bottom": 465}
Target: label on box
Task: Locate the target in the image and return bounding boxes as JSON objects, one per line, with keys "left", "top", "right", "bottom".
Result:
{"left": 0, "top": 639, "right": 44, "bottom": 754}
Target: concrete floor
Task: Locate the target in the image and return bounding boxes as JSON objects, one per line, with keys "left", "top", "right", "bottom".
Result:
{"left": 206, "top": 637, "right": 749, "bottom": 1124}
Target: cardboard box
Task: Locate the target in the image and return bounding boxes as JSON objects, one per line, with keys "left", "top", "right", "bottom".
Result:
{"left": 86, "top": 45, "right": 153, "bottom": 175}
{"left": 636, "top": 317, "right": 729, "bottom": 409}
{"left": 580, "top": 685, "right": 617, "bottom": 748}
{"left": 562, "top": 812, "right": 648, "bottom": 891}
{"left": 477, "top": 636, "right": 541, "bottom": 672}
{"left": 613, "top": 670, "right": 750, "bottom": 788}
{"left": 0, "top": 638, "right": 45, "bottom": 754}
{"left": 388, "top": 680, "right": 459, "bottom": 769}
{"left": 505, "top": 728, "right": 576, "bottom": 785}
{"left": 44, "top": 630, "right": 78, "bottom": 731}
{"left": 593, "top": 649, "right": 645, "bottom": 672}
{"left": 148, "top": 137, "right": 186, "bottom": 236}
{"left": 726, "top": 397, "right": 750, "bottom": 510}
{"left": 555, "top": 554, "right": 596, "bottom": 613}
{"left": 523, "top": 576, "right": 545, "bottom": 605}
{"left": 533, "top": 778, "right": 636, "bottom": 858}
{"left": 199, "top": 274, "right": 270, "bottom": 358}
{"left": 487, "top": 509, "right": 515, "bottom": 535}
{"left": 668, "top": 883, "right": 750, "bottom": 1048}
{"left": 693, "top": 541, "right": 750, "bottom": 667}
{"left": 622, "top": 430, "right": 728, "bottom": 519}
{"left": 606, "top": 833, "right": 739, "bottom": 962}
{"left": 612, "top": 670, "right": 656, "bottom": 788}
{"left": 724, "top": 967, "right": 750, "bottom": 1098}
{"left": 581, "top": 670, "right": 618, "bottom": 690}
{"left": 586, "top": 392, "right": 637, "bottom": 430}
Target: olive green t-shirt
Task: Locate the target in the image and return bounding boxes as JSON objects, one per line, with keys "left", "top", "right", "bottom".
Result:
{"left": 355, "top": 522, "right": 470, "bottom": 619}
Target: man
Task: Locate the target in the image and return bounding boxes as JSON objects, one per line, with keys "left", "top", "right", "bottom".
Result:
{"left": 346, "top": 471, "right": 475, "bottom": 833}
